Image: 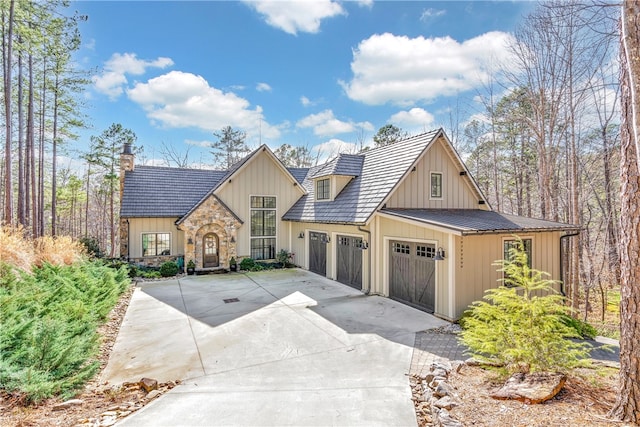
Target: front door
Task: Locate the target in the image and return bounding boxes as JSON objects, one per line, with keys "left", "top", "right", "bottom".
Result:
{"left": 309, "top": 231, "right": 327, "bottom": 276}
{"left": 203, "top": 233, "right": 219, "bottom": 268}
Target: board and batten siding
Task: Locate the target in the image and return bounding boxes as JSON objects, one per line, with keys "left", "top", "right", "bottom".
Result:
{"left": 127, "top": 217, "right": 184, "bottom": 258}
{"left": 453, "top": 231, "right": 564, "bottom": 319}
{"left": 289, "top": 222, "right": 370, "bottom": 286}
{"left": 385, "top": 137, "right": 484, "bottom": 210}
{"left": 375, "top": 215, "right": 452, "bottom": 319}
{"left": 216, "top": 150, "right": 304, "bottom": 258}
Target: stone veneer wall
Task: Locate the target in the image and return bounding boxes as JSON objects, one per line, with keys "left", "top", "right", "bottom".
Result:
{"left": 119, "top": 218, "right": 129, "bottom": 259}
{"left": 177, "top": 195, "right": 242, "bottom": 269}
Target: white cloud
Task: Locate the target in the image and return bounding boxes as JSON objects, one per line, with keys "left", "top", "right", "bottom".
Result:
{"left": 185, "top": 139, "right": 214, "bottom": 148}
{"left": 357, "top": 0, "right": 373, "bottom": 8}
{"left": 256, "top": 82, "right": 272, "bottom": 92}
{"left": 300, "top": 96, "right": 312, "bottom": 107}
{"left": 420, "top": 8, "right": 446, "bottom": 21}
{"left": 341, "top": 31, "right": 515, "bottom": 106}
{"left": 127, "top": 70, "right": 281, "bottom": 139}
{"left": 390, "top": 108, "right": 435, "bottom": 127}
{"left": 312, "top": 138, "right": 359, "bottom": 162}
{"left": 297, "top": 109, "right": 373, "bottom": 136}
{"left": 92, "top": 53, "right": 173, "bottom": 99}
{"left": 243, "top": 0, "right": 345, "bottom": 35}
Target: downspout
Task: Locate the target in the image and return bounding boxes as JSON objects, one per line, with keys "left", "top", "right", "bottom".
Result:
{"left": 559, "top": 231, "right": 580, "bottom": 297}
{"left": 358, "top": 225, "right": 371, "bottom": 294}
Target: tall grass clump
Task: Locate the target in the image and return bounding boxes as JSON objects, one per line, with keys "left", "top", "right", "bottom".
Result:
{"left": 0, "top": 226, "right": 35, "bottom": 272}
{"left": 459, "top": 237, "right": 592, "bottom": 374}
{"left": 0, "top": 227, "right": 130, "bottom": 403}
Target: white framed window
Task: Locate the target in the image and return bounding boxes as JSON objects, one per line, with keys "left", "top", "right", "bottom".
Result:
{"left": 316, "top": 178, "right": 330, "bottom": 200}
{"left": 142, "top": 233, "right": 171, "bottom": 256}
{"left": 430, "top": 172, "right": 443, "bottom": 199}
{"left": 250, "top": 196, "right": 276, "bottom": 260}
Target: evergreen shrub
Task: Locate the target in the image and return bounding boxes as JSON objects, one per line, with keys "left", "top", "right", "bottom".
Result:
{"left": 159, "top": 261, "right": 179, "bottom": 277}
{"left": 0, "top": 260, "right": 130, "bottom": 402}
{"left": 458, "top": 237, "right": 592, "bottom": 374}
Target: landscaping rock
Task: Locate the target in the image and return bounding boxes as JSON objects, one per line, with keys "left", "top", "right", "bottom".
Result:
{"left": 490, "top": 372, "right": 567, "bottom": 404}
{"left": 139, "top": 377, "right": 158, "bottom": 393}
{"left": 435, "top": 408, "right": 464, "bottom": 427}
{"left": 53, "top": 399, "right": 84, "bottom": 411}
{"left": 434, "top": 395, "right": 459, "bottom": 410}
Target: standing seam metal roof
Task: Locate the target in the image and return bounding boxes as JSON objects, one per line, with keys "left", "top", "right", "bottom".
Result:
{"left": 380, "top": 208, "right": 579, "bottom": 234}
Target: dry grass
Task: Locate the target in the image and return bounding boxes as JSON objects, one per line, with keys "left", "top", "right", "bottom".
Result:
{"left": 0, "top": 226, "right": 35, "bottom": 272}
{"left": 0, "top": 226, "right": 86, "bottom": 272}
{"left": 34, "top": 235, "right": 85, "bottom": 267}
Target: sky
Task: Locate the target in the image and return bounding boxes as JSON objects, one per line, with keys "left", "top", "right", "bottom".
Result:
{"left": 69, "top": 0, "right": 535, "bottom": 168}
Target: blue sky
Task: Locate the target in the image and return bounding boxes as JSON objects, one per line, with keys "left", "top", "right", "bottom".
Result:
{"left": 70, "top": 0, "right": 534, "bottom": 167}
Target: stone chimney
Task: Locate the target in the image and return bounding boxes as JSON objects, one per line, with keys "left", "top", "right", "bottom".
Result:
{"left": 120, "top": 142, "right": 135, "bottom": 200}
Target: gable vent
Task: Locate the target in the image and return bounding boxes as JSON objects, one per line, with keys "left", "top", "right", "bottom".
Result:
{"left": 459, "top": 171, "right": 467, "bottom": 176}
{"left": 478, "top": 200, "right": 486, "bottom": 205}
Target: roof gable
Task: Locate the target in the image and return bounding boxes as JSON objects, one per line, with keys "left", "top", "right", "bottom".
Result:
{"left": 283, "top": 130, "right": 440, "bottom": 224}
{"left": 382, "top": 131, "right": 489, "bottom": 210}
{"left": 176, "top": 145, "right": 305, "bottom": 225}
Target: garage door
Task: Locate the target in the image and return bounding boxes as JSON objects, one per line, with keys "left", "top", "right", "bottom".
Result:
{"left": 389, "top": 240, "right": 436, "bottom": 313}
{"left": 336, "top": 235, "right": 363, "bottom": 290}
{"left": 309, "top": 232, "right": 327, "bottom": 276}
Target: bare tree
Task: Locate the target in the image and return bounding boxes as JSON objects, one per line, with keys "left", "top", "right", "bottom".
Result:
{"left": 160, "top": 141, "right": 192, "bottom": 168}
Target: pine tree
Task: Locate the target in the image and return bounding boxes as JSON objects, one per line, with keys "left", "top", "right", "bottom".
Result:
{"left": 210, "top": 126, "right": 250, "bottom": 169}
{"left": 459, "top": 237, "right": 591, "bottom": 373}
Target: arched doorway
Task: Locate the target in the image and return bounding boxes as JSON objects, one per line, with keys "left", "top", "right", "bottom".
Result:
{"left": 203, "top": 233, "right": 219, "bottom": 268}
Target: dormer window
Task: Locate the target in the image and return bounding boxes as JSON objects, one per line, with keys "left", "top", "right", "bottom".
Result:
{"left": 316, "top": 178, "right": 330, "bottom": 200}
{"left": 430, "top": 172, "right": 442, "bottom": 199}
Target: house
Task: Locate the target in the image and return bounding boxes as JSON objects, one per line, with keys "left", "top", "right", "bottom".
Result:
{"left": 119, "top": 129, "right": 579, "bottom": 320}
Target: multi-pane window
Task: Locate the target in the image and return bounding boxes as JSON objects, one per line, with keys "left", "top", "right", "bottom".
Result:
{"left": 142, "top": 233, "right": 170, "bottom": 256}
{"left": 250, "top": 196, "right": 276, "bottom": 260}
{"left": 316, "top": 178, "right": 330, "bottom": 200}
{"left": 430, "top": 172, "right": 442, "bottom": 198}
{"left": 416, "top": 245, "right": 436, "bottom": 258}
{"left": 392, "top": 242, "right": 410, "bottom": 254}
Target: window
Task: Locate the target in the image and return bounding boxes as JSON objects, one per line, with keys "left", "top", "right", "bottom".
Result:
{"left": 430, "top": 172, "right": 442, "bottom": 198}
{"left": 142, "top": 233, "right": 171, "bottom": 257}
{"left": 392, "top": 242, "right": 410, "bottom": 254}
{"left": 416, "top": 245, "right": 436, "bottom": 258}
{"left": 250, "top": 196, "right": 276, "bottom": 260}
{"left": 316, "top": 178, "right": 330, "bottom": 200}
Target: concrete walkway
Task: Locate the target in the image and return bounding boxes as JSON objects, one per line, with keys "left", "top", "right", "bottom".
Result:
{"left": 104, "top": 269, "right": 447, "bottom": 426}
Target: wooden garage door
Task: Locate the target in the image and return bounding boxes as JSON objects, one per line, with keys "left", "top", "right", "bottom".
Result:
{"left": 336, "top": 235, "right": 363, "bottom": 290}
{"left": 389, "top": 240, "right": 436, "bottom": 313}
{"left": 309, "top": 232, "right": 327, "bottom": 276}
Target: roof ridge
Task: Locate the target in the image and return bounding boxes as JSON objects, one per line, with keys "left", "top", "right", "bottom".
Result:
{"left": 135, "top": 164, "right": 227, "bottom": 173}
{"left": 359, "top": 129, "right": 439, "bottom": 155}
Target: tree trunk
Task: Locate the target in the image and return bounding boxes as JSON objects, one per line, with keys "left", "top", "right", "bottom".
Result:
{"left": 3, "top": 0, "right": 15, "bottom": 225}
{"left": 611, "top": 2, "right": 640, "bottom": 421}
{"left": 17, "top": 45, "right": 25, "bottom": 226}
{"left": 51, "top": 73, "right": 59, "bottom": 236}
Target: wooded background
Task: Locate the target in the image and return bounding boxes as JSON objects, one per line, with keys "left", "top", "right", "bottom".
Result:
{"left": 0, "top": 1, "right": 624, "bottom": 306}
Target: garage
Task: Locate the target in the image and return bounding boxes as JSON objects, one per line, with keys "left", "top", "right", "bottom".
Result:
{"left": 389, "top": 240, "right": 436, "bottom": 313}
{"left": 309, "top": 231, "right": 328, "bottom": 276}
{"left": 336, "top": 235, "right": 363, "bottom": 289}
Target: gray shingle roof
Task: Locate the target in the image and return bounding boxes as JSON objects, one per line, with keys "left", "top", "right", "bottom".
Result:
{"left": 380, "top": 208, "right": 579, "bottom": 235}
{"left": 282, "top": 130, "right": 440, "bottom": 224}
{"left": 309, "top": 153, "right": 365, "bottom": 178}
{"left": 287, "top": 167, "right": 310, "bottom": 184}
{"left": 120, "top": 166, "right": 226, "bottom": 217}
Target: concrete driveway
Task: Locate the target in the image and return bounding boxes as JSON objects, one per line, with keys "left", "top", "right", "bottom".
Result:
{"left": 104, "top": 268, "right": 447, "bottom": 426}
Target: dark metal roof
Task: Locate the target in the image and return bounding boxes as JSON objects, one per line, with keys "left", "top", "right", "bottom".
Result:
{"left": 309, "top": 153, "right": 365, "bottom": 178}
{"left": 120, "top": 166, "right": 226, "bottom": 217}
{"left": 380, "top": 208, "right": 580, "bottom": 235}
{"left": 283, "top": 130, "right": 440, "bottom": 224}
